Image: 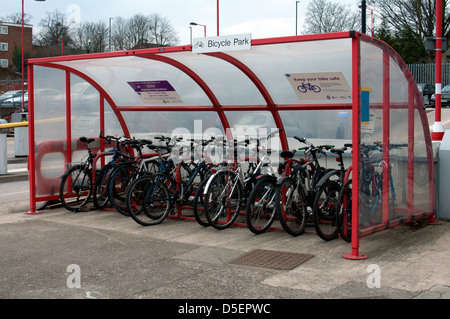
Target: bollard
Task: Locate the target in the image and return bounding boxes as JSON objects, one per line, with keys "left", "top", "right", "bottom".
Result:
{"left": 0, "top": 119, "right": 8, "bottom": 175}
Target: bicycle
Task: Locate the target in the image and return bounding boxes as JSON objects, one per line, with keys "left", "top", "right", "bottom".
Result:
{"left": 297, "top": 82, "right": 321, "bottom": 93}
{"left": 202, "top": 130, "right": 280, "bottom": 230}
{"left": 106, "top": 137, "right": 165, "bottom": 216}
{"left": 274, "top": 137, "right": 334, "bottom": 236}
{"left": 312, "top": 144, "right": 352, "bottom": 241}
{"left": 92, "top": 133, "right": 135, "bottom": 210}
{"left": 125, "top": 137, "right": 215, "bottom": 226}
{"left": 336, "top": 142, "right": 407, "bottom": 242}
{"left": 59, "top": 136, "right": 97, "bottom": 212}
{"left": 244, "top": 146, "right": 305, "bottom": 234}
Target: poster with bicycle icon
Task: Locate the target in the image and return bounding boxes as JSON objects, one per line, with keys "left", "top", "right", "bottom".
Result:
{"left": 285, "top": 72, "right": 352, "bottom": 102}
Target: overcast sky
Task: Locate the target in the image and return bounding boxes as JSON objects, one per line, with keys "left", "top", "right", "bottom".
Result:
{"left": 5, "top": 0, "right": 362, "bottom": 44}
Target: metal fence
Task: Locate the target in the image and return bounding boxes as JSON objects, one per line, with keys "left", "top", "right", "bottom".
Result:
{"left": 408, "top": 62, "right": 450, "bottom": 86}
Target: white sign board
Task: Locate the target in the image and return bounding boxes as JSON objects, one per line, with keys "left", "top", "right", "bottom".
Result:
{"left": 285, "top": 72, "right": 352, "bottom": 101}
{"left": 192, "top": 33, "right": 252, "bottom": 54}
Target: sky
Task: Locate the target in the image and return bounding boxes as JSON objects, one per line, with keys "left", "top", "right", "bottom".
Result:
{"left": 4, "top": 0, "right": 362, "bottom": 44}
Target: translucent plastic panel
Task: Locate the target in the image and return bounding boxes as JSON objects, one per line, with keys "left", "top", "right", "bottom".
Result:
{"left": 33, "top": 66, "right": 67, "bottom": 196}
{"left": 360, "top": 41, "right": 383, "bottom": 105}
{"left": 279, "top": 110, "right": 352, "bottom": 142}
{"left": 159, "top": 52, "right": 266, "bottom": 106}
{"left": 104, "top": 99, "right": 123, "bottom": 138}
{"left": 413, "top": 106, "right": 432, "bottom": 212}
{"left": 121, "top": 111, "right": 224, "bottom": 138}
{"left": 70, "top": 74, "right": 100, "bottom": 138}
{"left": 55, "top": 56, "right": 212, "bottom": 107}
{"left": 226, "top": 39, "right": 353, "bottom": 105}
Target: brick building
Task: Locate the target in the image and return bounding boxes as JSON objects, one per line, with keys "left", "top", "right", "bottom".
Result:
{"left": 0, "top": 22, "right": 32, "bottom": 70}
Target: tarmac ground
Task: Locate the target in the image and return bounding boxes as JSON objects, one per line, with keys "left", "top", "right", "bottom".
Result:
{"left": 0, "top": 110, "right": 450, "bottom": 305}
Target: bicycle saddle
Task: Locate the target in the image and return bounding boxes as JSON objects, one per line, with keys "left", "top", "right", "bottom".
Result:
{"left": 79, "top": 137, "right": 95, "bottom": 144}
{"left": 280, "top": 150, "right": 296, "bottom": 159}
{"left": 330, "top": 147, "right": 348, "bottom": 154}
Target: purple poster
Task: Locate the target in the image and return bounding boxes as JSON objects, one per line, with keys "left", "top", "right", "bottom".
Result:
{"left": 128, "top": 80, "right": 183, "bottom": 104}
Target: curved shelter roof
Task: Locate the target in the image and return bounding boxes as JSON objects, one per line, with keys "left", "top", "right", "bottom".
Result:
{"left": 27, "top": 31, "right": 436, "bottom": 258}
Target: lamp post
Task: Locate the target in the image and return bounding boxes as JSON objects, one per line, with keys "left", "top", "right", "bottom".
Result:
{"left": 190, "top": 22, "right": 207, "bottom": 37}
{"left": 433, "top": 0, "right": 444, "bottom": 141}
{"left": 22, "top": 0, "right": 46, "bottom": 110}
{"left": 109, "top": 17, "right": 113, "bottom": 51}
{"left": 217, "top": 0, "right": 220, "bottom": 36}
{"left": 296, "top": 1, "right": 300, "bottom": 36}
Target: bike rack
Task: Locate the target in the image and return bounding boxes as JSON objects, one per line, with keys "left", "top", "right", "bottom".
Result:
{"left": 26, "top": 31, "right": 436, "bottom": 259}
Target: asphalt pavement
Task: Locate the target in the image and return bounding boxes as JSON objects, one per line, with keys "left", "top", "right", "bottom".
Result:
{"left": 0, "top": 112, "right": 449, "bottom": 304}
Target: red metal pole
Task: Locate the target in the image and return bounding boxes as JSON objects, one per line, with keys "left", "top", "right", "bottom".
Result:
{"left": 25, "top": 64, "right": 41, "bottom": 214}
{"left": 21, "top": 0, "right": 25, "bottom": 110}
{"left": 382, "top": 49, "right": 390, "bottom": 225}
{"left": 343, "top": 33, "right": 368, "bottom": 260}
{"left": 432, "top": 0, "right": 444, "bottom": 141}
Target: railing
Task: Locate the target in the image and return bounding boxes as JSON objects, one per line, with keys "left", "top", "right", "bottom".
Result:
{"left": 408, "top": 62, "right": 450, "bottom": 86}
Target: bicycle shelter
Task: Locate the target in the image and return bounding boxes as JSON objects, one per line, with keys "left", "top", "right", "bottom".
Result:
{"left": 26, "top": 31, "right": 435, "bottom": 259}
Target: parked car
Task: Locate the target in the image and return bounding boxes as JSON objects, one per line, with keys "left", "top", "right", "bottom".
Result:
{"left": 417, "top": 83, "right": 434, "bottom": 106}
{"left": 431, "top": 84, "right": 450, "bottom": 107}
{"left": 0, "top": 90, "right": 28, "bottom": 108}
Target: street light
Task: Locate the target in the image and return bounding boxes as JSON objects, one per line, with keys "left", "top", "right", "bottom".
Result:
{"left": 296, "top": 1, "right": 300, "bottom": 36}
{"left": 22, "top": 0, "right": 46, "bottom": 110}
{"left": 109, "top": 17, "right": 114, "bottom": 51}
{"left": 190, "top": 22, "right": 207, "bottom": 37}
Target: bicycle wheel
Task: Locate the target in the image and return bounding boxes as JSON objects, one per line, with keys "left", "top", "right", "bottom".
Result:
{"left": 245, "top": 177, "right": 277, "bottom": 234}
{"left": 108, "top": 163, "right": 138, "bottom": 216}
{"left": 126, "top": 174, "right": 173, "bottom": 226}
{"left": 59, "top": 165, "right": 92, "bottom": 212}
{"left": 313, "top": 179, "right": 340, "bottom": 241}
{"left": 192, "top": 177, "right": 210, "bottom": 227}
{"left": 204, "top": 170, "right": 242, "bottom": 230}
{"left": 93, "top": 163, "right": 115, "bottom": 209}
{"left": 275, "top": 177, "right": 308, "bottom": 236}
{"left": 337, "top": 179, "right": 352, "bottom": 243}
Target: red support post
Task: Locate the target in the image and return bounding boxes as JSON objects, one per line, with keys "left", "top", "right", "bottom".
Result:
{"left": 343, "top": 33, "right": 368, "bottom": 260}
{"left": 432, "top": 0, "right": 444, "bottom": 141}
{"left": 25, "top": 64, "right": 41, "bottom": 214}
{"left": 382, "top": 49, "right": 390, "bottom": 225}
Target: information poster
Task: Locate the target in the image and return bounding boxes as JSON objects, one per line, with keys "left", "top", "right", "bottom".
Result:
{"left": 285, "top": 72, "right": 352, "bottom": 101}
{"left": 128, "top": 80, "right": 183, "bottom": 104}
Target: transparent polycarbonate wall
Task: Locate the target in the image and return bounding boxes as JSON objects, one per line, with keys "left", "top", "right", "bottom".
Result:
{"left": 30, "top": 33, "right": 435, "bottom": 239}
{"left": 358, "top": 40, "right": 432, "bottom": 236}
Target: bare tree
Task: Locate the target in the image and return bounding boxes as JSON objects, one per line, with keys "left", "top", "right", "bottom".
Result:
{"left": 148, "top": 13, "right": 179, "bottom": 47}
{"left": 303, "top": 0, "right": 360, "bottom": 34}
{"left": 373, "top": 0, "right": 450, "bottom": 39}
{"left": 72, "top": 21, "right": 108, "bottom": 53}
{"left": 34, "top": 9, "right": 73, "bottom": 47}
{"left": 0, "top": 12, "right": 32, "bottom": 24}
{"left": 111, "top": 13, "right": 179, "bottom": 50}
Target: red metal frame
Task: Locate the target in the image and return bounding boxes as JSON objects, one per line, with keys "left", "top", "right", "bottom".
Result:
{"left": 26, "top": 31, "right": 436, "bottom": 259}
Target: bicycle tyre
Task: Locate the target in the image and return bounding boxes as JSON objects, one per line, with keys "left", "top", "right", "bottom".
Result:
{"left": 204, "top": 170, "right": 242, "bottom": 230}
{"left": 313, "top": 179, "right": 340, "bottom": 241}
{"left": 275, "top": 176, "right": 307, "bottom": 236}
{"left": 108, "top": 163, "right": 138, "bottom": 216}
{"left": 126, "top": 174, "right": 173, "bottom": 226}
{"left": 59, "top": 165, "right": 92, "bottom": 212}
{"left": 93, "top": 163, "right": 115, "bottom": 209}
{"left": 337, "top": 179, "right": 352, "bottom": 243}
{"left": 192, "top": 177, "right": 211, "bottom": 227}
{"left": 245, "top": 177, "right": 277, "bottom": 235}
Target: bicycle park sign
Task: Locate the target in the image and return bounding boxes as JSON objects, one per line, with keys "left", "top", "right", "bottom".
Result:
{"left": 192, "top": 33, "right": 252, "bottom": 54}
{"left": 285, "top": 72, "right": 352, "bottom": 101}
